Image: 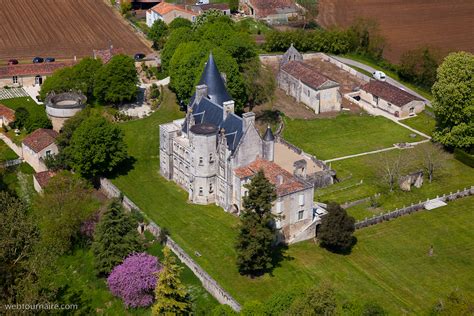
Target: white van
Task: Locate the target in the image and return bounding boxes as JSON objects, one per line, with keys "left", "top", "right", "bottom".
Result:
{"left": 372, "top": 71, "right": 386, "bottom": 81}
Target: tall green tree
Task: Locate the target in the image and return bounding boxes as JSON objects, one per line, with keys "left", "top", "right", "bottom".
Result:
{"left": 65, "top": 116, "right": 128, "bottom": 179}
{"left": 318, "top": 202, "right": 355, "bottom": 251}
{"left": 0, "top": 191, "right": 37, "bottom": 303}
{"left": 169, "top": 17, "right": 192, "bottom": 30}
{"left": 91, "top": 200, "right": 143, "bottom": 275}
{"left": 432, "top": 51, "right": 474, "bottom": 150}
{"left": 33, "top": 171, "right": 98, "bottom": 256}
{"left": 94, "top": 54, "right": 138, "bottom": 104}
{"left": 161, "top": 27, "right": 194, "bottom": 73}
{"left": 148, "top": 19, "right": 168, "bottom": 49}
{"left": 235, "top": 170, "right": 277, "bottom": 276}
{"left": 152, "top": 247, "right": 190, "bottom": 315}
{"left": 398, "top": 47, "right": 440, "bottom": 88}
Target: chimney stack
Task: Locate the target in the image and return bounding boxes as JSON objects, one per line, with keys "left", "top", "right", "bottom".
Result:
{"left": 195, "top": 84, "right": 208, "bottom": 104}
{"left": 223, "top": 100, "right": 235, "bottom": 120}
{"left": 242, "top": 112, "right": 255, "bottom": 132}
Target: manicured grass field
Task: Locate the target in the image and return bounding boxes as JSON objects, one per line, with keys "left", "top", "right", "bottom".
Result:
{"left": 402, "top": 111, "right": 437, "bottom": 137}
{"left": 282, "top": 113, "right": 422, "bottom": 160}
{"left": 0, "top": 141, "right": 18, "bottom": 161}
{"left": 1, "top": 97, "right": 46, "bottom": 121}
{"left": 111, "top": 89, "right": 474, "bottom": 314}
{"left": 316, "top": 146, "right": 474, "bottom": 220}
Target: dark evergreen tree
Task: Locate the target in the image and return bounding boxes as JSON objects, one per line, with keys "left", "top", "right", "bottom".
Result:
{"left": 235, "top": 170, "right": 276, "bottom": 276}
{"left": 91, "top": 200, "right": 143, "bottom": 275}
{"left": 318, "top": 202, "right": 355, "bottom": 251}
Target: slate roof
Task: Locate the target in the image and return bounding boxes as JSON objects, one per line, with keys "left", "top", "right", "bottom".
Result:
{"left": 0, "top": 105, "right": 15, "bottom": 122}
{"left": 234, "top": 158, "right": 311, "bottom": 196}
{"left": 281, "top": 61, "right": 337, "bottom": 90}
{"left": 248, "top": 0, "right": 298, "bottom": 17}
{"left": 198, "top": 53, "right": 232, "bottom": 106}
{"left": 263, "top": 126, "right": 275, "bottom": 141}
{"left": 183, "top": 54, "right": 243, "bottom": 152}
{"left": 22, "top": 129, "right": 58, "bottom": 153}
{"left": 0, "top": 62, "right": 75, "bottom": 78}
{"left": 361, "top": 80, "right": 423, "bottom": 107}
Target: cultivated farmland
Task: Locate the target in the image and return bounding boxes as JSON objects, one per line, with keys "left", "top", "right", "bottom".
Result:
{"left": 0, "top": 0, "right": 151, "bottom": 62}
{"left": 317, "top": 0, "right": 474, "bottom": 62}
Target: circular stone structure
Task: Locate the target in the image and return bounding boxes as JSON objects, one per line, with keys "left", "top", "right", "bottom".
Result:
{"left": 45, "top": 91, "right": 87, "bottom": 131}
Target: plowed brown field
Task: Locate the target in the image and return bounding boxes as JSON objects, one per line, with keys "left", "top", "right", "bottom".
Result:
{"left": 0, "top": 0, "right": 151, "bottom": 61}
{"left": 318, "top": 0, "right": 474, "bottom": 62}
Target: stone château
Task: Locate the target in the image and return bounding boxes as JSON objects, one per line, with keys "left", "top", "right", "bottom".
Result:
{"left": 160, "top": 53, "right": 335, "bottom": 243}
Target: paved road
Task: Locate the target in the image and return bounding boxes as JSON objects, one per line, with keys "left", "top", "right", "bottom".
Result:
{"left": 332, "top": 56, "right": 431, "bottom": 106}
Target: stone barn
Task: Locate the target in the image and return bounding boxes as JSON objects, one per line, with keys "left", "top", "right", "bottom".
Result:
{"left": 278, "top": 45, "right": 342, "bottom": 114}
{"left": 359, "top": 80, "right": 425, "bottom": 118}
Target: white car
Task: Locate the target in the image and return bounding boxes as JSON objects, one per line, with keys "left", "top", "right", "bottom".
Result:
{"left": 372, "top": 70, "right": 386, "bottom": 81}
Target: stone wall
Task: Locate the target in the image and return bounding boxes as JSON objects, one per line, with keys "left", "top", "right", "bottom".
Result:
{"left": 99, "top": 178, "right": 242, "bottom": 312}
{"left": 355, "top": 187, "right": 474, "bottom": 229}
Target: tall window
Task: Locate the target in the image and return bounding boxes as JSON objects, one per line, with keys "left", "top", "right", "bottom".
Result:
{"left": 12, "top": 76, "right": 18, "bottom": 84}
{"left": 209, "top": 153, "right": 214, "bottom": 163}
{"left": 298, "top": 210, "right": 304, "bottom": 221}
{"left": 199, "top": 187, "right": 203, "bottom": 196}
{"left": 209, "top": 183, "right": 213, "bottom": 193}
{"left": 199, "top": 157, "right": 203, "bottom": 166}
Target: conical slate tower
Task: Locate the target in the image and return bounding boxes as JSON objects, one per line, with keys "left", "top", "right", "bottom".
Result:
{"left": 198, "top": 52, "right": 232, "bottom": 106}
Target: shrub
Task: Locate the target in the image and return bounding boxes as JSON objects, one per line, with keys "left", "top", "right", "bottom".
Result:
{"left": 454, "top": 148, "right": 474, "bottom": 168}
{"left": 107, "top": 253, "right": 161, "bottom": 308}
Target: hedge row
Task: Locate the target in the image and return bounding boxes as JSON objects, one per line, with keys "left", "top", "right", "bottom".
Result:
{"left": 454, "top": 148, "right": 474, "bottom": 168}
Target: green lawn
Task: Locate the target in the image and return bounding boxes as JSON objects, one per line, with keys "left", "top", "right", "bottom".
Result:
{"left": 402, "top": 111, "right": 436, "bottom": 137}
{"left": 1, "top": 97, "right": 46, "bottom": 121}
{"left": 341, "top": 54, "right": 433, "bottom": 101}
{"left": 316, "top": 147, "right": 474, "bottom": 220}
{"left": 111, "top": 89, "right": 474, "bottom": 314}
{"left": 0, "top": 140, "right": 18, "bottom": 161}
{"left": 282, "top": 113, "right": 423, "bottom": 160}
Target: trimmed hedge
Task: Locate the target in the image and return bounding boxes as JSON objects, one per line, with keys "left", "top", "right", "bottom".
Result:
{"left": 454, "top": 148, "right": 474, "bottom": 168}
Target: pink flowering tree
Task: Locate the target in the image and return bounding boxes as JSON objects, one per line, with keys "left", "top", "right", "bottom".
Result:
{"left": 107, "top": 253, "right": 161, "bottom": 308}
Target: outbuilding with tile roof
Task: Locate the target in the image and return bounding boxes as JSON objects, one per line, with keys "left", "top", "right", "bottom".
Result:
{"left": 359, "top": 80, "right": 426, "bottom": 118}
{"left": 21, "top": 128, "right": 59, "bottom": 172}
{"left": 278, "top": 46, "right": 342, "bottom": 114}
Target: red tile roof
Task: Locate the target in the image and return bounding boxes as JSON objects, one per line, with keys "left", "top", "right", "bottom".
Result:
{"left": 22, "top": 129, "right": 58, "bottom": 153}
{"left": 361, "top": 80, "right": 423, "bottom": 107}
{"left": 93, "top": 47, "right": 126, "bottom": 64}
{"left": 281, "top": 61, "right": 335, "bottom": 90}
{"left": 34, "top": 170, "right": 56, "bottom": 189}
{"left": 248, "top": 0, "right": 298, "bottom": 17}
{"left": 234, "top": 158, "right": 311, "bottom": 196}
{"left": 150, "top": 2, "right": 197, "bottom": 16}
{"left": 0, "top": 62, "right": 75, "bottom": 78}
{"left": 0, "top": 105, "right": 15, "bottom": 122}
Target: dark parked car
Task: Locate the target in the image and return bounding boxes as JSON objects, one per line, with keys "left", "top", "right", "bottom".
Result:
{"left": 8, "top": 59, "right": 19, "bottom": 65}
{"left": 134, "top": 53, "right": 146, "bottom": 61}
{"left": 32, "top": 57, "right": 44, "bottom": 63}
{"left": 45, "top": 57, "right": 55, "bottom": 62}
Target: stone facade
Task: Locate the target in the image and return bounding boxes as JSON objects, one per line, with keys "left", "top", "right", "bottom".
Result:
{"left": 359, "top": 80, "right": 425, "bottom": 118}
{"left": 160, "top": 54, "right": 331, "bottom": 243}
{"left": 278, "top": 45, "right": 342, "bottom": 114}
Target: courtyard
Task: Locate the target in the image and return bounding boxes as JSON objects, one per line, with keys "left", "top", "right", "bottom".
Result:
{"left": 110, "top": 88, "right": 474, "bottom": 313}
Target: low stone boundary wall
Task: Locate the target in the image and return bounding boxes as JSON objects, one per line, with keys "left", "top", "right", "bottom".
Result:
{"left": 99, "top": 178, "right": 242, "bottom": 312}
{"left": 355, "top": 187, "right": 474, "bottom": 229}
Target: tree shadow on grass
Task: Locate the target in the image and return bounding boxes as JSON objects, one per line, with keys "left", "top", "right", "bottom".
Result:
{"left": 104, "top": 155, "right": 137, "bottom": 180}
{"left": 319, "top": 236, "right": 358, "bottom": 256}
{"left": 268, "top": 243, "right": 294, "bottom": 276}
